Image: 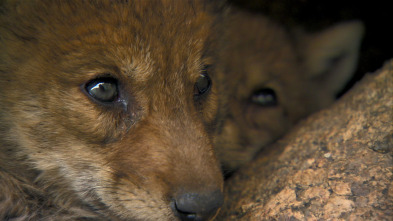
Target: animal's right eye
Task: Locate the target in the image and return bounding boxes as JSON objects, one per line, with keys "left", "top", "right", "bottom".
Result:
{"left": 85, "top": 77, "right": 119, "bottom": 103}
{"left": 194, "top": 65, "right": 212, "bottom": 98}
{"left": 250, "top": 88, "right": 278, "bottom": 107}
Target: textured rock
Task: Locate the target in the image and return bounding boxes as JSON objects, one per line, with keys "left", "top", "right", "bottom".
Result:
{"left": 217, "top": 60, "right": 393, "bottom": 220}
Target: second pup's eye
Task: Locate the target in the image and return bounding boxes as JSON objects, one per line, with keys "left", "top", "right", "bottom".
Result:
{"left": 85, "top": 77, "right": 118, "bottom": 103}
{"left": 250, "top": 88, "right": 278, "bottom": 107}
{"left": 194, "top": 66, "right": 212, "bottom": 97}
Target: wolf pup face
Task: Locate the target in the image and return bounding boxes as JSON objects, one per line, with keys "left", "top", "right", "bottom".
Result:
{"left": 214, "top": 10, "right": 364, "bottom": 172}
{"left": 0, "top": 1, "right": 224, "bottom": 220}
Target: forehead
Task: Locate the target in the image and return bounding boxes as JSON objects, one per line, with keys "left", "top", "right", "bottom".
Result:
{"left": 5, "top": 0, "right": 213, "bottom": 80}
{"left": 226, "top": 17, "right": 300, "bottom": 89}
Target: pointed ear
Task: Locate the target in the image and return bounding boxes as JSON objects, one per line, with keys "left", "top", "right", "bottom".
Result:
{"left": 303, "top": 21, "right": 365, "bottom": 94}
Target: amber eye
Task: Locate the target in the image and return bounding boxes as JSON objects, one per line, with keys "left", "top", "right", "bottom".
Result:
{"left": 250, "top": 88, "right": 278, "bottom": 107}
{"left": 194, "top": 67, "right": 212, "bottom": 97}
{"left": 85, "top": 77, "right": 118, "bottom": 103}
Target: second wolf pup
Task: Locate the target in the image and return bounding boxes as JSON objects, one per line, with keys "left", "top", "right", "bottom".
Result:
{"left": 214, "top": 10, "right": 364, "bottom": 172}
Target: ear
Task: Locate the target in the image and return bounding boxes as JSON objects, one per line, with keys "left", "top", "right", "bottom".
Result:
{"left": 303, "top": 21, "right": 365, "bottom": 94}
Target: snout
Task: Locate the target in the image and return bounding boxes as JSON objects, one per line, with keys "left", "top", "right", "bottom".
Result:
{"left": 171, "top": 190, "right": 224, "bottom": 221}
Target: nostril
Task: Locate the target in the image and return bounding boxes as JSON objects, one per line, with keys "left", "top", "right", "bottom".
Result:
{"left": 172, "top": 190, "right": 224, "bottom": 221}
{"left": 174, "top": 208, "right": 198, "bottom": 221}
{"left": 173, "top": 196, "right": 199, "bottom": 221}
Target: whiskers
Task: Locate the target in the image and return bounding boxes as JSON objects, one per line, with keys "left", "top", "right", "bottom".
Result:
{"left": 85, "top": 174, "right": 172, "bottom": 220}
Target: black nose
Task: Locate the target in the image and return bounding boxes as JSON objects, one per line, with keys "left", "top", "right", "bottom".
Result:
{"left": 172, "top": 190, "right": 224, "bottom": 221}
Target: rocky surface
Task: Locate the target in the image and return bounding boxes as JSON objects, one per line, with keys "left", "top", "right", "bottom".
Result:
{"left": 217, "top": 60, "right": 393, "bottom": 220}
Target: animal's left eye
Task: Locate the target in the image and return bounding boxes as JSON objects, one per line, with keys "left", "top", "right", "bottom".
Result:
{"left": 85, "top": 77, "right": 118, "bottom": 103}
{"left": 250, "top": 88, "right": 278, "bottom": 107}
{"left": 194, "top": 67, "right": 212, "bottom": 97}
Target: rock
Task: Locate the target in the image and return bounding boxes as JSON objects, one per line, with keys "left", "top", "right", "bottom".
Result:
{"left": 217, "top": 60, "right": 393, "bottom": 220}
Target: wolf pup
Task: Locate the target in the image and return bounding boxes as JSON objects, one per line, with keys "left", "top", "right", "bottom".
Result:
{"left": 214, "top": 10, "right": 364, "bottom": 172}
{"left": 0, "top": 1, "right": 225, "bottom": 220}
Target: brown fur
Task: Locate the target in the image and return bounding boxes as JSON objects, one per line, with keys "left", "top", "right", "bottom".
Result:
{"left": 214, "top": 10, "right": 364, "bottom": 172}
{"left": 0, "top": 0, "right": 225, "bottom": 220}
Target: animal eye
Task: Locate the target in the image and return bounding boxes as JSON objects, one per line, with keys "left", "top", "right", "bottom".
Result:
{"left": 250, "top": 88, "right": 278, "bottom": 107}
{"left": 85, "top": 77, "right": 118, "bottom": 103}
{"left": 194, "top": 67, "right": 212, "bottom": 97}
